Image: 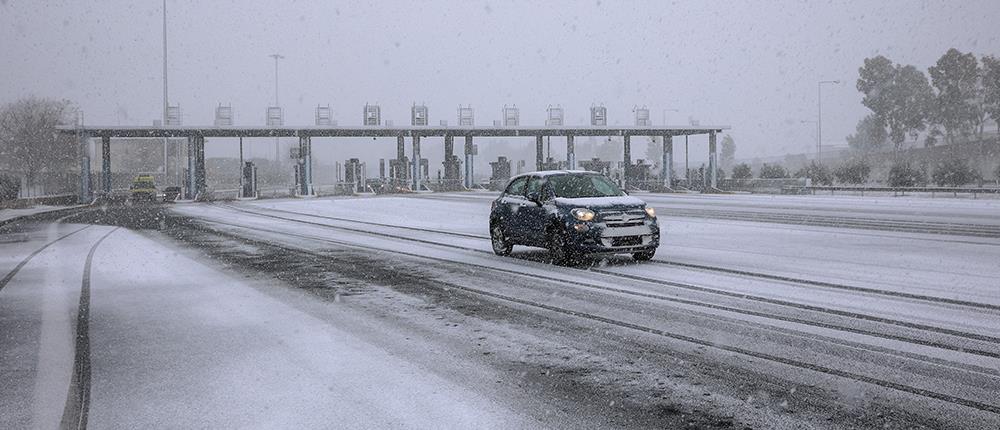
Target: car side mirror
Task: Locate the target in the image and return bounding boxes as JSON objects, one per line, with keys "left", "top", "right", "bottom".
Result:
{"left": 526, "top": 191, "right": 542, "bottom": 205}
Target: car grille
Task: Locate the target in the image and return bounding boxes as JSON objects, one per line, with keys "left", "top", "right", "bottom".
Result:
{"left": 611, "top": 236, "right": 643, "bottom": 247}
{"left": 599, "top": 209, "right": 646, "bottom": 227}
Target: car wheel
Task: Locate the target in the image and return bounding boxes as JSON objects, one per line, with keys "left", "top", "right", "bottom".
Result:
{"left": 490, "top": 222, "right": 513, "bottom": 256}
{"left": 632, "top": 250, "right": 655, "bottom": 261}
{"left": 547, "top": 225, "right": 578, "bottom": 266}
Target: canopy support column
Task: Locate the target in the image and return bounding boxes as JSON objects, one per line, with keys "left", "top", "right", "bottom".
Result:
{"left": 79, "top": 133, "right": 92, "bottom": 203}
{"left": 464, "top": 136, "right": 474, "bottom": 188}
{"left": 566, "top": 135, "right": 575, "bottom": 170}
{"left": 101, "top": 136, "right": 111, "bottom": 194}
{"left": 411, "top": 135, "right": 421, "bottom": 190}
{"left": 535, "top": 135, "right": 544, "bottom": 171}
{"left": 299, "top": 135, "right": 312, "bottom": 196}
{"left": 662, "top": 135, "right": 673, "bottom": 190}
{"left": 708, "top": 130, "right": 718, "bottom": 191}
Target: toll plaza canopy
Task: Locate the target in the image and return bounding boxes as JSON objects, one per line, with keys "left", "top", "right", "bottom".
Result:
{"left": 58, "top": 125, "right": 728, "bottom": 138}
{"left": 57, "top": 124, "right": 730, "bottom": 202}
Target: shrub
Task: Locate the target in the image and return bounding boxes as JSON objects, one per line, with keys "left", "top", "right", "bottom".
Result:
{"left": 833, "top": 160, "right": 871, "bottom": 185}
{"left": 793, "top": 161, "right": 833, "bottom": 186}
{"left": 931, "top": 157, "right": 978, "bottom": 187}
{"left": 731, "top": 163, "right": 753, "bottom": 179}
{"left": 758, "top": 163, "right": 788, "bottom": 179}
{"left": 887, "top": 161, "right": 924, "bottom": 187}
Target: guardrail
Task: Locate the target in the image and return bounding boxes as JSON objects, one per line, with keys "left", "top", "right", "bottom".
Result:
{"left": 805, "top": 186, "right": 1000, "bottom": 198}
{"left": 0, "top": 193, "right": 78, "bottom": 209}
{"left": 720, "top": 178, "right": 812, "bottom": 194}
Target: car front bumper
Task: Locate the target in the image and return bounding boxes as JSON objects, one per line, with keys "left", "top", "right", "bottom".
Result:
{"left": 563, "top": 220, "right": 660, "bottom": 254}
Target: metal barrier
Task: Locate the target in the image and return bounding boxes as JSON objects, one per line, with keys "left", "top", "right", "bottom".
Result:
{"left": 718, "top": 178, "right": 811, "bottom": 194}
{"left": 0, "top": 193, "right": 78, "bottom": 209}
{"left": 807, "top": 186, "right": 1000, "bottom": 198}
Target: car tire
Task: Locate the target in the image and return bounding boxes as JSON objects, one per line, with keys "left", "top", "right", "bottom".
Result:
{"left": 632, "top": 250, "right": 655, "bottom": 261}
{"left": 547, "top": 225, "right": 578, "bottom": 266}
{"left": 490, "top": 222, "right": 513, "bottom": 256}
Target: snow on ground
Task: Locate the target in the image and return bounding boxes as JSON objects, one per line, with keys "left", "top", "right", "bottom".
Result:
{"left": 171, "top": 193, "right": 1000, "bottom": 364}
{"left": 1, "top": 220, "right": 541, "bottom": 429}
{"left": 85, "top": 227, "right": 539, "bottom": 429}
{"left": 171, "top": 199, "right": 1000, "bottom": 427}
{"left": 173, "top": 201, "right": 1000, "bottom": 364}
{"left": 0, "top": 223, "right": 112, "bottom": 429}
{"left": 639, "top": 192, "right": 1000, "bottom": 226}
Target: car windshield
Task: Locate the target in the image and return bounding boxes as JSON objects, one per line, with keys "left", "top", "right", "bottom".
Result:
{"left": 548, "top": 174, "right": 625, "bottom": 198}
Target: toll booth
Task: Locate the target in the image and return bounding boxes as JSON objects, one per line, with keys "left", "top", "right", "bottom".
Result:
{"left": 579, "top": 158, "right": 611, "bottom": 175}
{"left": 414, "top": 158, "right": 429, "bottom": 183}
{"left": 489, "top": 156, "right": 512, "bottom": 190}
{"left": 240, "top": 161, "right": 256, "bottom": 198}
{"left": 629, "top": 159, "right": 653, "bottom": 189}
{"left": 345, "top": 158, "right": 366, "bottom": 193}
{"left": 292, "top": 163, "right": 304, "bottom": 196}
{"left": 540, "top": 157, "right": 561, "bottom": 171}
{"left": 442, "top": 154, "right": 462, "bottom": 190}
{"left": 389, "top": 157, "right": 409, "bottom": 185}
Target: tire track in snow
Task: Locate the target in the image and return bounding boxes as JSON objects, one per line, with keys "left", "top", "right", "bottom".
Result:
{"left": 59, "top": 227, "right": 118, "bottom": 430}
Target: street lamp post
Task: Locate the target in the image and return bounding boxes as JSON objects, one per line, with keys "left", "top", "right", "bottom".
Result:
{"left": 817, "top": 80, "right": 840, "bottom": 163}
{"left": 269, "top": 53, "right": 284, "bottom": 163}
{"left": 162, "top": 0, "right": 169, "bottom": 183}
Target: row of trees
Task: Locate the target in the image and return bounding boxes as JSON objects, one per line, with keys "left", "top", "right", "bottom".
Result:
{"left": 0, "top": 97, "right": 78, "bottom": 196}
{"left": 851, "top": 49, "right": 1000, "bottom": 151}
{"left": 728, "top": 158, "right": 994, "bottom": 187}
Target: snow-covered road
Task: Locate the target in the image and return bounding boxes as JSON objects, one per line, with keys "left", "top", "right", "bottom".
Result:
{"left": 2, "top": 192, "right": 998, "bottom": 429}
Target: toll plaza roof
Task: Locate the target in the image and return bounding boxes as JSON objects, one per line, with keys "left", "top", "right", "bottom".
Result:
{"left": 57, "top": 125, "right": 729, "bottom": 138}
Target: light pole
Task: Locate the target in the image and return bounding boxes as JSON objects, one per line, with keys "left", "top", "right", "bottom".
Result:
{"left": 162, "top": 0, "right": 169, "bottom": 183}
{"left": 817, "top": 80, "right": 840, "bottom": 164}
{"left": 269, "top": 53, "right": 284, "bottom": 163}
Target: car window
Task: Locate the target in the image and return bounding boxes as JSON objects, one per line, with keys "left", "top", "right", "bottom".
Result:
{"left": 504, "top": 177, "right": 528, "bottom": 196}
{"left": 526, "top": 177, "right": 547, "bottom": 195}
{"left": 549, "top": 174, "right": 625, "bottom": 198}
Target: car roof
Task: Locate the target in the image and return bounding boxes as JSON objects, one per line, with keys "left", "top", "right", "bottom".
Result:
{"left": 510, "top": 170, "right": 598, "bottom": 180}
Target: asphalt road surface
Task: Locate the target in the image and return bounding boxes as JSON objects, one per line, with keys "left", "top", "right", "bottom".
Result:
{"left": 2, "top": 192, "right": 998, "bottom": 429}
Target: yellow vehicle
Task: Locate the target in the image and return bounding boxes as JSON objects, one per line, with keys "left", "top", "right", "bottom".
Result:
{"left": 130, "top": 175, "right": 158, "bottom": 202}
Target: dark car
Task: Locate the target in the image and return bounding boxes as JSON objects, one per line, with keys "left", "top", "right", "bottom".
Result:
{"left": 162, "top": 186, "right": 181, "bottom": 202}
{"left": 489, "top": 170, "right": 660, "bottom": 264}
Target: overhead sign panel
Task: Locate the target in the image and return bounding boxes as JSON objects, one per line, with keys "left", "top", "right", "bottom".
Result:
{"left": 214, "top": 104, "right": 233, "bottom": 127}
{"left": 266, "top": 106, "right": 283, "bottom": 126}
{"left": 590, "top": 105, "right": 607, "bottom": 126}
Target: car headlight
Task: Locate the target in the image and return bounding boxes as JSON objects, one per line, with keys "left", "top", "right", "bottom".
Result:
{"left": 644, "top": 207, "right": 656, "bottom": 218}
{"left": 570, "top": 208, "right": 595, "bottom": 222}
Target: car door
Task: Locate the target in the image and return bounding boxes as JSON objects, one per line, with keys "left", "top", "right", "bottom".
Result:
{"left": 520, "top": 176, "right": 551, "bottom": 245}
{"left": 499, "top": 176, "right": 530, "bottom": 241}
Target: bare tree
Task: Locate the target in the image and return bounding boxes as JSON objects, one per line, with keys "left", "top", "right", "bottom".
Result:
{"left": 0, "top": 97, "right": 77, "bottom": 195}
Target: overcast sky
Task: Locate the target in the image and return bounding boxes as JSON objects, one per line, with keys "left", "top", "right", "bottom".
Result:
{"left": 2, "top": 0, "right": 998, "bottom": 162}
